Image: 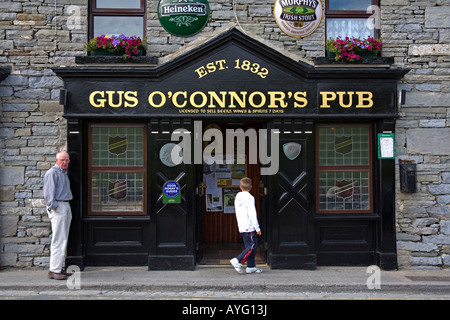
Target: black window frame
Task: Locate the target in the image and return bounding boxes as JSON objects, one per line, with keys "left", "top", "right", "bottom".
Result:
{"left": 89, "top": 0, "right": 146, "bottom": 39}
{"left": 325, "top": 0, "right": 380, "bottom": 39}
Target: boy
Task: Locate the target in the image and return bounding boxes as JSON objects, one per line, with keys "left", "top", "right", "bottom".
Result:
{"left": 230, "top": 177, "right": 262, "bottom": 274}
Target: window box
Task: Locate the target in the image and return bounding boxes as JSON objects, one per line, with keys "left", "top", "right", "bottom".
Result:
{"left": 316, "top": 35, "right": 392, "bottom": 66}
{"left": 85, "top": 34, "right": 147, "bottom": 60}
{"left": 75, "top": 55, "right": 158, "bottom": 65}
{"left": 314, "top": 55, "right": 393, "bottom": 66}
{"left": 326, "top": 49, "right": 377, "bottom": 59}
{"left": 90, "top": 48, "right": 144, "bottom": 57}
{"left": 326, "top": 36, "right": 382, "bottom": 62}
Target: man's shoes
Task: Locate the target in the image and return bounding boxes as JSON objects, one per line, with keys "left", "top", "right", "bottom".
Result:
{"left": 246, "top": 267, "right": 263, "bottom": 274}
{"left": 62, "top": 268, "right": 72, "bottom": 276}
{"left": 230, "top": 258, "right": 243, "bottom": 274}
{"left": 48, "top": 271, "right": 69, "bottom": 280}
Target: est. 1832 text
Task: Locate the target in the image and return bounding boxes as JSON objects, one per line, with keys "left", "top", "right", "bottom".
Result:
{"left": 195, "top": 59, "right": 269, "bottom": 79}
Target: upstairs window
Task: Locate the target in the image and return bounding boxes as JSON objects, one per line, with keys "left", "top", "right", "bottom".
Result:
{"left": 326, "top": 0, "right": 379, "bottom": 40}
{"left": 89, "top": 0, "right": 145, "bottom": 38}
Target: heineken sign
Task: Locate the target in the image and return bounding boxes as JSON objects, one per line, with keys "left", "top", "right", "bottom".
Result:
{"left": 158, "top": 0, "right": 210, "bottom": 37}
{"left": 274, "top": 0, "right": 322, "bottom": 38}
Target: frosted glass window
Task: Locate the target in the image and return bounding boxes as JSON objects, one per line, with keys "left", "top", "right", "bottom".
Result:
{"left": 96, "top": 0, "right": 141, "bottom": 9}
{"left": 329, "top": 0, "right": 372, "bottom": 11}
{"left": 93, "top": 16, "right": 144, "bottom": 38}
{"left": 326, "top": 18, "right": 375, "bottom": 39}
{"left": 89, "top": 0, "right": 145, "bottom": 39}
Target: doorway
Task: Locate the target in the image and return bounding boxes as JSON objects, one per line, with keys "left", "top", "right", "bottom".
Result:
{"left": 197, "top": 121, "right": 265, "bottom": 265}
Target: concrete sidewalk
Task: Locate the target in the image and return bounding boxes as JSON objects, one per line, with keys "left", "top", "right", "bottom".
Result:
{"left": 1, "top": 265, "right": 449, "bottom": 298}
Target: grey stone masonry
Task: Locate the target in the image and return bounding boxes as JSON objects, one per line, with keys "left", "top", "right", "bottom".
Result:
{"left": 385, "top": 1, "right": 450, "bottom": 269}
{"left": 0, "top": 0, "right": 85, "bottom": 268}
{"left": 1, "top": 0, "right": 449, "bottom": 269}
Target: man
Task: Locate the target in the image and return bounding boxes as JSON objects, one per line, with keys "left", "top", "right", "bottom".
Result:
{"left": 43, "top": 151, "right": 73, "bottom": 280}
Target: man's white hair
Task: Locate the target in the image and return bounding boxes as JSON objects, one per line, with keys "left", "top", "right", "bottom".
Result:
{"left": 56, "top": 150, "right": 69, "bottom": 159}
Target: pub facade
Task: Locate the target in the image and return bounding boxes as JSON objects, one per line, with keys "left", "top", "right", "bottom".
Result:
{"left": 1, "top": 0, "right": 449, "bottom": 270}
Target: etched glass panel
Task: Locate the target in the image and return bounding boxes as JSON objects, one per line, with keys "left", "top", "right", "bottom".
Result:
{"left": 319, "top": 126, "right": 369, "bottom": 166}
{"left": 91, "top": 172, "right": 144, "bottom": 212}
{"left": 92, "top": 127, "right": 144, "bottom": 167}
{"left": 318, "top": 171, "right": 370, "bottom": 211}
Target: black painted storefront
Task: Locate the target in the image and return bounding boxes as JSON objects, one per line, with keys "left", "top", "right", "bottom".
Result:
{"left": 53, "top": 28, "right": 408, "bottom": 271}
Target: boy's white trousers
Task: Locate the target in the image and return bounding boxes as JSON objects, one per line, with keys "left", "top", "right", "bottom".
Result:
{"left": 48, "top": 202, "right": 72, "bottom": 273}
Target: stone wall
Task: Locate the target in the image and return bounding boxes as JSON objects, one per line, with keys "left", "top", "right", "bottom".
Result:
{"left": 381, "top": 0, "right": 450, "bottom": 269}
{"left": 0, "top": 0, "right": 88, "bottom": 268}
{"left": 0, "top": 0, "right": 449, "bottom": 269}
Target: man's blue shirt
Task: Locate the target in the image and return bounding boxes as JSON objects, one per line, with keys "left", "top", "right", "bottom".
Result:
{"left": 43, "top": 164, "right": 73, "bottom": 210}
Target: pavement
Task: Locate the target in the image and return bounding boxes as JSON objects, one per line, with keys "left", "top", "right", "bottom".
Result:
{"left": 0, "top": 264, "right": 450, "bottom": 301}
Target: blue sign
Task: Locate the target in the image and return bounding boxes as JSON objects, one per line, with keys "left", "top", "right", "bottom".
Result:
{"left": 163, "top": 181, "right": 181, "bottom": 204}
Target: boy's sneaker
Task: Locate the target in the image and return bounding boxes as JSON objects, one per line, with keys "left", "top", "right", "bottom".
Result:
{"left": 230, "top": 258, "right": 243, "bottom": 273}
{"left": 246, "top": 267, "right": 263, "bottom": 274}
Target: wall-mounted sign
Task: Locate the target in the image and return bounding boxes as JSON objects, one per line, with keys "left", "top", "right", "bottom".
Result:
{"left": 158, "top": 0, "right": 210, "bottom": 37}
{"left": 378, "top": 133, "right": 395, "bottom": 159}
{"left": 63, "top": 41, "right": 400, "bottom": 118}
{"left": 163, "top": 181, "right": 181, "bottom": 204}
{"left": 274, "top": 0, "right": 322, "bottom": 38}
{"left": 160, "top": 143, "right": 182, "bottom": 167}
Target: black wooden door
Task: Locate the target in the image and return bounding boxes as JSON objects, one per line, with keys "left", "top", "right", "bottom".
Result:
{"left": 148, "top": 119, "right": 196, "bottom": 270}
{"left": 267, "top": 120, "right": 316, "bottom": 269}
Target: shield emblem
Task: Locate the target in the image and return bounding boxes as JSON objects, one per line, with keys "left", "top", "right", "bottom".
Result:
{"left": 160, "top": 143, "right": 183, "bottom": 167}
{"left": 108, "top": 180, "right": 127, "bottom": 201}
{"left": 334, "top": 135, "right": 352, "bottom": 154}
{"left": 108, "top": 136, "right": 127, "bottom": 155}
{"left": 335, "top": 180, "right": 354, "bottom": 199}
{"left": 283, "top": 142, "right": 301, "bottom": 160}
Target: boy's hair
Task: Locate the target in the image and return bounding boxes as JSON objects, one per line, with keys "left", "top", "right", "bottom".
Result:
{"left": 240, "top": 177, "right": 252, "bottom": 191}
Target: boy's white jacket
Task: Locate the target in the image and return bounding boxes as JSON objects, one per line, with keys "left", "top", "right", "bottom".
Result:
{"left": 234, "top": 191, "right": 261, "bottom": 233}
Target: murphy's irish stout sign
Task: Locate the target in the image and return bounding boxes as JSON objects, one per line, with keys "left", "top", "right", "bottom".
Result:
{"left": 274, "top": 0, "right": 322, "bottom": 38}
{"left": 158, "top": 0, "right": 210, "bottom": 37}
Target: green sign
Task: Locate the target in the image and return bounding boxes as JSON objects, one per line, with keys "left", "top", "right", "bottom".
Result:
{"left": 158, "top": 0, "right": 210, "bottom": 37}
{"left": 378, "top": 133, "right": 395, "bottom": 159}
{"left": 163, "top": 181, "right": 181, "bottom": 204}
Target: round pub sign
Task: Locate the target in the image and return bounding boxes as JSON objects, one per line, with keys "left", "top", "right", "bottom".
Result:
{"left": 274, "top": 0, "right": 323, "bottom": 38}
{"left": 158, "top": 0, "right": 210, "bottom": 37}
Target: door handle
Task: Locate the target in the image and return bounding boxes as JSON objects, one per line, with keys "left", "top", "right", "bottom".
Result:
{"left": 197, "top": 182, "right": 206, "bottom": 197}
{"left": 260, "top": 181, "right": 268, "bottom": 196}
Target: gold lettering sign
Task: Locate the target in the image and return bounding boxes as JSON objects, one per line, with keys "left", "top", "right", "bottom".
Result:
{"left": 89, "top": 90, "right": 374, "bottom": 112}
{"left": 89, "top": 91, "right": 138, "bottom": 108}
{"left": 319, "top": 91, "right": 373, "bottom": 109}
{"left": 87, "top": 58, "right": 374, "bottom": 113}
